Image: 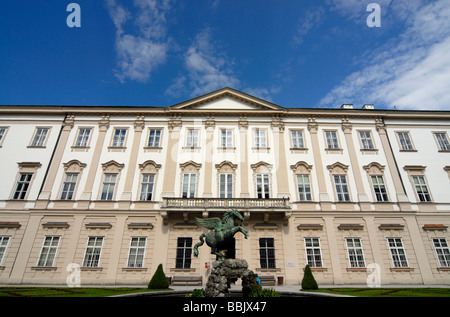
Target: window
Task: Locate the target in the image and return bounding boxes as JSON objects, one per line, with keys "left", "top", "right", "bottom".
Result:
{"left": 176, "top": 237, "right": 192, "bottom": 269}
{"left": 432, "top": 238, "right": 450, "bottom": 267}
{"left": 0, "top": 127, "right": 8, "bottom": 146}
{"left": 254, "top": 129, "right": 267, "bottom": 148}
{"left": 387, "top": 238, "right": 408, "bottom": 268}
{"left": 325, "top": 131, "right": 339, "bottom": 149}
{"left": 411, "top": 176, "right": 431, "bottom": 202}
{"left": 111, "top": 128, "right": 127, "bottom": 147}
{"left": 147, "top": 129, "right": 162, "bottom": 147}
{"left": 259, "top": 238, "right": 275, "bottom": 269}
{"left": 291, "top": 130, "right": 305, "bottom": 149}
{"left": 186, "top": 129, "right": 199, "bottom": 148}
{"left": 82, "top": 237, "right": 103, "bottom": 267}
{"left": 346, "top": 238, "right": 366, "bottom": 268}
{"left": 0, "top": 236, "right": 10, "bottom": 266}
{"left": 12, "top": 173, "right": 33, "bottom": 200}
{"left": 30, "top": 128, "right": 49, "bottom": 147}
{"left": 219, "top": 173, "right": 233, "bottom": 198}
{"left": 359, "top": 131, "right": 374, "bottom": 149}
{"left": 333, "top": 175, "right": 350, "bottom": 202}
{"left": 100, "top": 173, "right": 117, "bottom": 200}
{"left": 139, "top": 173, "right": 155, "bottom": 201}
{"left": 256, "top": 173, "right": 270, "bottom": 199}
{"left": 296, "top": 174, "right": 312, "bottom": 201}
{"left": 37, "top": 236, "right": 60, "bottom": 267}
{"left": 371, "top": 175, "right": 388, "bottom": 202}
{"left": 127, "top": 237, "right": 146, "bottom": 268}
{"left": 304, "top": 237, "right": 322, "bottom": 267}
{"left": 220, "top": 129, "right": 233, "bottom": 147}
{"left": 182, "top": 173, "right": 196, "bottom": 198}
{"left": 75, "top": 128, "right": 91, "bottom": 147}
{"left": 434, "top": 132, "right": 450, "bottom": 151}
{"left": 60, "top": 173, "right": 78, "bottom": 200}
{"left": 397, "top": 132, "right": 414, "bottom": 150}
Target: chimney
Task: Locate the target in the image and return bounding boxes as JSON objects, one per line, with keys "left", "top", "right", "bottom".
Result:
{"left": 340, "top": 104, "right": 353, "bottom": 109}
{"left": 362, "top": 104, "right": 374, "bottom": 110}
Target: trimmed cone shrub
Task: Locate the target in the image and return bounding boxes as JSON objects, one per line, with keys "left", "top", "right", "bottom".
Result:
{"left": 301, "top": 265, "right": 318, "bottom": 290}
{"left": 148, "top": 264, "right": 169, "bottom": 289}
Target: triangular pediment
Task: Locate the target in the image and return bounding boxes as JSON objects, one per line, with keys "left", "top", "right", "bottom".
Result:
{"left": 169, "top": 87, "right": 284, "bottom": 111}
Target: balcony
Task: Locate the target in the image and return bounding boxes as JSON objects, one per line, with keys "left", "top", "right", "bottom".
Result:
{"left": 162, "top": 197, "right": 290, "bottom": 209}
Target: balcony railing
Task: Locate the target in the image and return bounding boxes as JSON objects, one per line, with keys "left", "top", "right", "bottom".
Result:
{"left": 162, "top": 197, "right": 290, "bottom": 209}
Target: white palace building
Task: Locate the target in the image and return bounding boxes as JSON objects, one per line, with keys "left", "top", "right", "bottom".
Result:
{"left": 0, "top": 88, "right": 449, "bottom": 286}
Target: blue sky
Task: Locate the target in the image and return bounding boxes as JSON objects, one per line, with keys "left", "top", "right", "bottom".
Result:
{"left": 0, "top": 0, "right": 449, "bottom": 110}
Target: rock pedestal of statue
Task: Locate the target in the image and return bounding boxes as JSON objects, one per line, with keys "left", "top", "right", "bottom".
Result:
{"left": 205, "top": 259, "right": 259, "bottom": 297}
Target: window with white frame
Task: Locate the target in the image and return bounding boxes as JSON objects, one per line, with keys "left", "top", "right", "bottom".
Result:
{"left": 30, "top": 128, "right": 49, "bottom": 147}
{"left": 346, "top": 238, "right": 366, "bottom": 268}
{"left": 333, "top": 175, "right": 350, "bottom": 202}
{"left": 82, "top": 236, "right": 104, "bottom": 267}
{"left": 176, "top": 237, "right": 192, "bottom": 269}
{"left": 397, "top": 132, "right": 414, "bottom": 150}
{"left": 291, "top": 130, "right": 305, "bottom": 148}
{"left": 37, "top": 236, "right": 60, "bottom": 267}
{"left": 186, "top": 129, "right": 199, "bottom": 147}
{"left": 60, "top": 173, "right": 78, "bottom": 200}
{"left": 0, "top": 127, "right": 8, "bottom": 145}
{"left": 12, "top": 173, "right": 33, "bottom": 200}
{"left": 434, "top": 132, "right": 450, "bottom": 151}
{"left": 387, "top": 238, "right": 408, "bottom": 268}
{"left": 304, "top": 237, "right": 322, "bottom": 267}
{"left": 219, "top": 173, "right": 233, "bottom": 198}
{"left": 256, "top": 173, "right": 270, "bottom": 199}
{"left": 254, "top": 129, "right": 267, "bottom": 148}
{"left": 325, "top": 131, "right": 339, "bottom": 149}
{"left": 0, "top": 236, "right": 10, "bottom": 266}
{"left": 111, "top": 128, "right": 127, "bottom": 147}
{"left": 100, "top": 173, "right": 117, "bottom": 200}
{"left": 411, "top": 175, "right": 432, "bottom": 202}
{"left": 296, "top": 174, "right": 312, "bottom": 201}
{"left": 127, "top": 237, "right": 147, "bottom": 268}
{"left": 259, "top": 238, "right": 275, "bottom": 269}
{"left": 139, "top": 173, "right": 155, "bottom": 201}
{"left": 432, "top": 238, "right": 450, "bottom": 267}
{"left": 220, "top": 129, "right": 233, "bottom": 147}
{"left": 359, "top": 131, "right": 374, "bottom": 149}
{"left": 182, "top": 173, "right": 197, "bottom": 198}
{"left": 147, "top": 129, "right": 162, "bottom": 147}
{"left": 74, "top": 128, "right": 92, "bottom": 147}
{"left": 371, "top": 175, "right": 389, "bottom": 202}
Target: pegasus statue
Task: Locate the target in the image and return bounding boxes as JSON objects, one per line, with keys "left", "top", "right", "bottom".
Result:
{"left": 193, "top": 209, "right": 249, "bottom": 261}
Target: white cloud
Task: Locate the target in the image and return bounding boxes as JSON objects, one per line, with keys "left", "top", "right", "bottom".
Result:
{"left": 106, "top": 0, "right": 171, "bottom": 83}
{"left": 319, "top": 0, "right": 450, "bottom": 110}
{"left": 293, "top": 7, "right": 324, "bottom": 46}
{"left": 166, "top": 28, "right": 240, "bottom": 97}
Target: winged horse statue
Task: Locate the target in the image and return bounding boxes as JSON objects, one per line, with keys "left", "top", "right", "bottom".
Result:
{"left": 193, "top": 209, "right": 249, "bottom": 260}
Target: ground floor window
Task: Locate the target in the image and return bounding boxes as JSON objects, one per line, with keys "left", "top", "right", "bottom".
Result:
{"left": 387, "top": 238, "right": 408, "bottom": 268}
{"left": 432, "top": 238, "right": 450, "bottom": 267}
{"left": 176, "top": 237, "right": 192, "bottom": 269}
{"left": 83, "top": 236, "right": 104, "bottom": 267}
{"left": 304, "top": 237, "right": 322, "bottom": 267}
{"left": 127, "top": 237, "right": 147, "bottom": 268}
{"left": 259, "top": 238, "right": 275, "bottom": 269}
{"left": 0, "top": 236, "right": 10, "bottom": 266}
{"left": 345, "top": 238, "right": 366, "bottom": 268}
{"left": 37, "top": 236, "right": 60, "bottom": 267}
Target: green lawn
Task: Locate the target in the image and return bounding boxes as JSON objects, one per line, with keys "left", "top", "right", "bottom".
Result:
{"left": 309, "top": 288, "right": 450, "bottom": 297}
{"left": 0, "top": 287, "right": 166, "bottom": 297}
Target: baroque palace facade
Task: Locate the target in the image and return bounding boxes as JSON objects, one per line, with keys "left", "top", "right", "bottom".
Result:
{"left": 0, "top": 88, "right": 449, "bottom": 286}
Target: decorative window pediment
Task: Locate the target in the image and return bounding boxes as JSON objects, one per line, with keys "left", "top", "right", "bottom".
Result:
{"left": 250, "top": 161, "right": 272, "bottom": 173}
{"left": 63, "top": 160, "right": 87, "bottom": 173}
{"left": 363, "top": 162, "right": 385, "bottom": 175}
{"left": 290, "top": 161, "right": 313, "bottom": 174}
{"left": 139, "top": 160, "right": 162, "bottom": 173}
{"left": 101, "top": 160, "right": 125, "bottom": 173}
{"left": 326, "top": 162, "right": 349, "bottom": 174}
